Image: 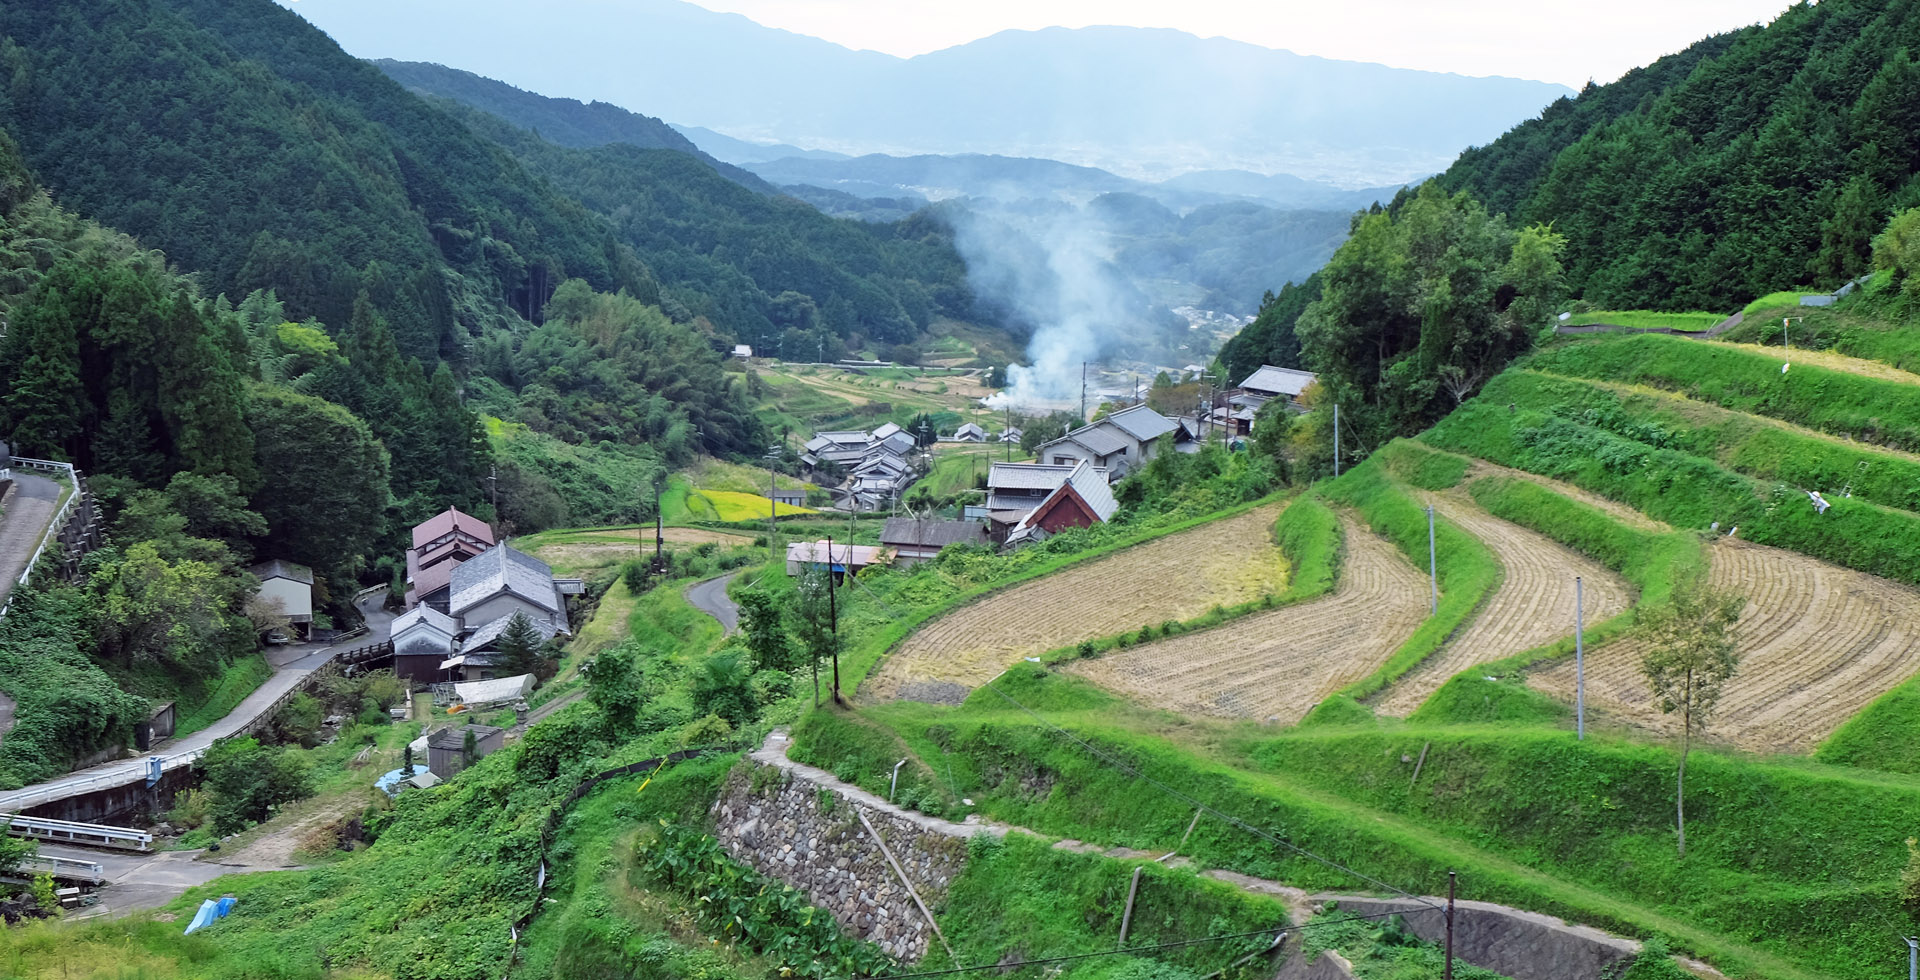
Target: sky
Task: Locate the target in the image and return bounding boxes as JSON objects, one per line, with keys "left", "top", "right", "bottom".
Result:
{"left": 679, "top": 0, "right": 1792, "bottom": 87}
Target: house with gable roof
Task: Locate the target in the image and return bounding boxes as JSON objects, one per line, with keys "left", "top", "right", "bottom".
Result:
{"left": 405, "top": 507, "right": 495, "bottom": 612}
{"left": 1033, "top": 405, "right": 1182, "bottom": 478}
{"left": 390, "top": 605, "right": 460, "bottom": 682}
{"left": 1004, "top": 461, "right": 1119, "bottom": 547}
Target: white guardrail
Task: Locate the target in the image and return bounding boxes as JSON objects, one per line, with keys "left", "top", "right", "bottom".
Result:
{"left": 8, "top": 815, "right": 152, "bottom": 852}
{"left": 0, "top": 457, "right": 83, "bottom": 620}
{"left": 22, "top": 853, "right": 106, "bottom": 883}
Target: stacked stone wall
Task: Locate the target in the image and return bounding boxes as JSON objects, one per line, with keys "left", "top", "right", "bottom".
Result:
{"left": 711, "top": 764, "right": 973, "bottom": 961}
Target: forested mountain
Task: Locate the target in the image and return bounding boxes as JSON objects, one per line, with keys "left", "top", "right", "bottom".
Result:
{"left": 278, "top": 0, "right": 1569, "bottom": 184}
{"left": 1434, "top": 0, "right": 1920, "bottom": 309}
{"left": 0, "top": 0, "right": 653, "bottom": 353}
{"left": 372, "top": 60, "right": 775, "bottom": 192}
{"left": 445, "top": 104, "right": 976, "bottom": 355}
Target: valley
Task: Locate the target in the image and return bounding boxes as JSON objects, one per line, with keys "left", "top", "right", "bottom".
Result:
{"left": 2, "top": 1, "right": 1919, "bottom": 979}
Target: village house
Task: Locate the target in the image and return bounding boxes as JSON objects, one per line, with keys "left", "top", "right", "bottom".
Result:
{"left": 998, "top": 426, "right": 1023, "bottom": 444}
{"left": 247, "top": 559, "right": 314, "bottom": 638}
{"left": 390, "top": 605, "right": 460, "bottom": 683}
{"left": 1033, "top": 404, "right": 1181, "bottom": 478}
{"left": 766, "top": 488, "right": 808, "bottom": 507}
{"left": 952, "top": 422, "right": 987, "bottom": 442}
{"left": 1005, "top": 461, "right": 1119, "bottom": 547}
{"left": 1235, "top": 365, "right": 1318, "bottom": 413}
{"left": 405, "top": 507, "right": 495, "bottom": 613}
{"left": 880, "top": 517, "right": 988, "bottom": 566}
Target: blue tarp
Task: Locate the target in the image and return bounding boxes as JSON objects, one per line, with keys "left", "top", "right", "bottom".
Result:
{"left": 183, "top": 896, "right": 236, "bottom": 934}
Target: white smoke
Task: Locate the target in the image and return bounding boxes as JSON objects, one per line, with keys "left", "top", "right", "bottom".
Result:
{"left": 949, "top": 203, "right": 1142, "bottom": 411}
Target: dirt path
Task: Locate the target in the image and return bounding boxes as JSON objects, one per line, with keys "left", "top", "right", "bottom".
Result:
{"left": 863, "top": 504, "right": 1288, "bottom": 704}
{"left": 1372, "top": 491, "right": 1633, "bottom": 717}
{"left": 1530, "top": 536, "right": 1920, "bottom": 753}
{"left": 1070, "top": 514, "right": 1428, "bottom": 724}
{"left": 210, "top": 792, "right": 363, "bottom": 869}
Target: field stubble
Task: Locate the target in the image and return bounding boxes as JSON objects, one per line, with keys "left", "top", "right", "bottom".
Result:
{"left": 863, "top": 504, "right": 1287, "bottom": 703}
{"left": 1372, "top": 490, "right": 1633, "bottom": 716}
{"left": 1070, "top": 513, "right": 1428, "bottom": 724}
{"left": 1530, "top": 537, "right": 1920, "bottom": 752}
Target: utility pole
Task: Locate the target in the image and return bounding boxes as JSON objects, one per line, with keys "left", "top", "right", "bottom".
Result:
{"left": 1444, "top": 872, "right": 1456, "bottom": 980}
{"left": 765, "top": 444, "right": 783, "bottom": 564}
{"left": 1333, "top": 403, "right": 1341, "bottom": 477}
{"left": 653, "top": 475, "right": 665, "bottom": 571}
{"left": 1080, "top": 361, "right": 1088, "bottom": 422}
{"left": 1426, "top": 504, "right": 1438, "bottom": 615}
{"left": 488, "top": 464, "right": 499, "bottom": 517}
{"left": 1904, "top": 935, "right": 1917, "bottom": 980}
{"left": 1575, "top": 575, "right": 1585, "bottom": 740}
{"left": 826, "top": 535, "right": 842, "bottom": 704}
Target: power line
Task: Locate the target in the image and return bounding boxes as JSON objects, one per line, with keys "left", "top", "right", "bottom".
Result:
{"left": 982, "top": 681, "right": 1441, "bottom": 910}
{"left": 872, "top": 907, "right": 1418, "bottom": 980}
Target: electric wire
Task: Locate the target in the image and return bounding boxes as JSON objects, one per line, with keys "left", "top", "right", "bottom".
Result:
{"left": 983, "top": 680, "right": 1443, "bottom": 911}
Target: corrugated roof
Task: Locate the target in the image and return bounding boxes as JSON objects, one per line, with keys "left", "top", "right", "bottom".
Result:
{"left": 411, "top": 507, "right": 495, "bottom": 552}
{"left": 880, "top": 518, "right": 986, "bottom": 549}
{"left": 247, "top": 559, "right": 313, "bottom": 585}
{"left": 1102, "top": 405, "right": 1178, "bottom": 442}
{"left": 988, "top": 462, "right": 1080, "bottom": 490}
{"left": 451, "top": 675, "right": 535, "bottom": 707}
{"left": 429, "top": 723, "right": 505, "bottom": 749}
{"left": 1238, "top": 365, "right": 1317, "bottom": 397}
{"left": 1010, "top": 461, "right": 1118, "bottom": 542}
{"left": 786, "top": 541, "right": 892, "bottom": 567}
{"left": 448, "top": 544, "right": 560, "bottom": 618}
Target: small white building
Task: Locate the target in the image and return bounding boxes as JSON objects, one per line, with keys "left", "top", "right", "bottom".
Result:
{"left": 732, "top": 344, "right": 753, "bottom": 359}
{"left": 247, "top": 560, "right": 314, "bottom": 634}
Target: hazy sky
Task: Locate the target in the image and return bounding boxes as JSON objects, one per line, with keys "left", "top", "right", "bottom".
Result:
{"left": 682, "top": 0, "right": 1790, "bottom": 87}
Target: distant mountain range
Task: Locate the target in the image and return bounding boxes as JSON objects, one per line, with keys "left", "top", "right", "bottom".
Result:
{"left": 280, "top": 0, "right": 1571, "bottom": 185}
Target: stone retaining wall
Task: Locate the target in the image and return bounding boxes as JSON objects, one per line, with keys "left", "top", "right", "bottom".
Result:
{"left": 711, "top": 764, "right": 973, "bottom": 961}
{"left": 1329, "top": 897, "right": 1638, "bottom": 980}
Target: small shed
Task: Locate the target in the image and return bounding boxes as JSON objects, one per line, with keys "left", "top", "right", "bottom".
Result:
{"left": 880, "top": 518, "right": 987, "bottom": 566}
{"left": 785, "top": 540, "right": 891, "bottom": 580}
{"left": 427, "top": 724, "right": 505, "bottom": 779}
{"left": 733, "top": 344, "right": 753, "bottom": 359}
{"left": 767, "top": 488, "right": 807, "bottom": 507}
{"left": 247, "top": 560, "right": 315, "bottom": 632}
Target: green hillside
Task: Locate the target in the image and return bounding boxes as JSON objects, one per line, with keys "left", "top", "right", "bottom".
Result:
{"left": 1434, "top": 0, "right": 1920, "bottom": 309}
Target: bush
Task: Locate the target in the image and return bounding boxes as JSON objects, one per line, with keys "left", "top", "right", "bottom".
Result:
{"left": 197, "top": 736, "right": 315, "bottom": 835}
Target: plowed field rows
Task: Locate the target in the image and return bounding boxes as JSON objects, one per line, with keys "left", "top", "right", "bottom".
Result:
{"left": 1070, "top": 515, "right": 1428, "bottom": 724}
{"left": 863, "top": 504, "right": 1286, "bottom": 703}
{"left": 1373, "top": 492, "right": 1633, "bottom": 716}
{"left": 1530, "top": 537, "right": 1920, "bottom": 752}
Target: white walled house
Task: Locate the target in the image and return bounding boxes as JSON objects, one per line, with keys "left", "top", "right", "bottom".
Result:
{"left": 448, "top": 544, "right": 570, "bottom": 637}
{"left": 248, "top": 560, "right": 314, "bottom": 634}
{"left": 1033, "top": 405, "right": 1180, "bottom": 478}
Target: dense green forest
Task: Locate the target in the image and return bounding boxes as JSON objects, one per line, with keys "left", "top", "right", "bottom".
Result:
{"left": 1433, "top": 0, "right": 1920, "bottom": 309}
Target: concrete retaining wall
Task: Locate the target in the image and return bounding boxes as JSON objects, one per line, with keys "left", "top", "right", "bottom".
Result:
{"left": 711, "top": 763, "right": 973, "bottom": 961}
{"left": 1330, "top": 897, "right": 1638, "bottom": 980}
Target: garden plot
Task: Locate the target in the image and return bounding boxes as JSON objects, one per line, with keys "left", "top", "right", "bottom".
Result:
{"left": 863, "top": 504, "right": 1287, "bottom": 703}
{"left": 1373, "top": 491, "right": 1633, "bottom": 716}
{"left": 1071, "top": 514, "right": 1429, "bottom": 724}
{"left": 1530, "top": 537, "right": 1920, "bottom": 753}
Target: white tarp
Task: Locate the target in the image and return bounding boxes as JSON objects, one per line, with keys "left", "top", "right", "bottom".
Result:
{"left": 451, "top": 674, "right": 534, "bottom": 707}
{"left": 437, "top": 655, "right": 467, "bottom": 670}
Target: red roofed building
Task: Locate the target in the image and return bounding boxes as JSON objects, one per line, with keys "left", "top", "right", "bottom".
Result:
{"left": 406, "top": 507, "right": 495, "bottom": 611}
{"left": 1005, "top": 461, "right": 1119, "bottom": 547}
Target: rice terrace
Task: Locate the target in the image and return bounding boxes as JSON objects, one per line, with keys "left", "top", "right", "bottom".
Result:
{"left": 14, "top": 3, "right": 1920, "bottom": 980}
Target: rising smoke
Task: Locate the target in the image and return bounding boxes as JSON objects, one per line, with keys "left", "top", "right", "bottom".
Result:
{"left": 948, "top": 202, "right": 1147, "bottom": 410}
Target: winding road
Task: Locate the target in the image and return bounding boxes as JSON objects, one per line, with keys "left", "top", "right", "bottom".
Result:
{"left": 684, "top": 571, "right": 742, "bottom": 635}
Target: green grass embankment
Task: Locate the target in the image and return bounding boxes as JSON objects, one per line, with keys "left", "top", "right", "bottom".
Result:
{"left": 1526, "top": 331, "right": 1920, "bottom": 451}
{"left": 174, "top": 653, "right": 274, "bottom": 736}
{"left": 795, "top": 667, "right": 1910, "bottom": 980}
{"left": 1567, "top": 310, "right": 1724, "bottom": 331}
{"left": 1424, "top": 370, "right": 1920, "bottom": 585}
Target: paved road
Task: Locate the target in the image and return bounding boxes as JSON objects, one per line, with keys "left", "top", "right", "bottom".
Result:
{"left": 0, "top": 592, "right": 396, "bottom": 813}
{"left": 684, "top": 571, "right": 742, "bottom": 635}
{"left": 41, "top": 842, "right": 257, "bottom": 917}
{"left": 0, "top": 471, "right": 61, "bottom": 613}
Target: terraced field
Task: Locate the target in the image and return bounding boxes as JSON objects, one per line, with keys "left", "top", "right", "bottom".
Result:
{"left": 1531, "top": 537, "right": 1920, "bottom": 753}
{"left": 1070, "top": 514, "right": 1428, "bottom": 724}
{"left": 863, "top": 503, "right": 1288, "bottom": 703}
{"left": 1373, "top": 491, "right": 1633, "bottom": 716}
{"left": 1464, "top": 459, "right": 1670, "bottom": 532}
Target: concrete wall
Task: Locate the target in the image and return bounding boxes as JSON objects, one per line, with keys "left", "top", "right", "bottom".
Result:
{"left": 1329, "top": 897, "right": 1638, "bottom": 980}
{"left": 711, "top": 764, "right": 971, "bottom": 961}
{"left": 24, "top": 765, "right": 194, "bottom": 824}
{"left": 257, "top": 576, "right": 313, "bottom": 621}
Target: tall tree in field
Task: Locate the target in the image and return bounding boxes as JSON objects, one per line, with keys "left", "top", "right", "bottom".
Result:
{"left": 1634, "top": 583, "right": 1746, "bottom": 858}
{"left": 735, "top": 589, "right": 790, "bottom": 672}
